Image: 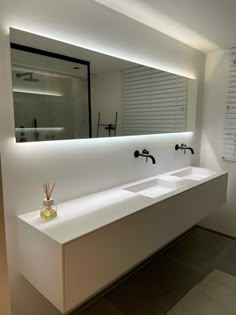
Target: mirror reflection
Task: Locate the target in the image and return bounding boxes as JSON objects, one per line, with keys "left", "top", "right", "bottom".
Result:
{"left": 11, "top": 44, "right": 91, "bottom": 142}
{"left": 10, "top": 43, "right": 197, "bottom": 142}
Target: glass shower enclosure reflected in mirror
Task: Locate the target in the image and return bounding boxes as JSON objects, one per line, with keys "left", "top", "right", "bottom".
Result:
{"left": 10, "top": 44, "right": 91, "bottom": 142}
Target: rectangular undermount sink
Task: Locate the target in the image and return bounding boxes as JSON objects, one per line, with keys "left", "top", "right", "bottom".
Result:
{"left": 124, "top": 178, "right": 174, "bottom": 198}
{"left": 123, "top": 177, "right": 193, "bottom": 198}
{"left": 171, "top": 167, "right": 216, "bottom": 181}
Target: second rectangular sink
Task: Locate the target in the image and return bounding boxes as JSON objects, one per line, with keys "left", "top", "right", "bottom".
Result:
{"left": 171, "top": 167, "right": 216, "bottom": 181}
{"left": 123, "top": 177, "right": 192, "bottom": 199}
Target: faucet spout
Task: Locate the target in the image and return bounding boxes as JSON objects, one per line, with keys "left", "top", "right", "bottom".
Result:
{"left": 186, "top": 147, "right": 194, "bottom": 154}
{"left": 145, "top": 154, "right": 156, "bottom": 164}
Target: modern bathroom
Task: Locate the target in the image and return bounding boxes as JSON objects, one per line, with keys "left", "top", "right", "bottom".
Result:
{"left": 0, "top": 1, "right": 235, "bottom": 315}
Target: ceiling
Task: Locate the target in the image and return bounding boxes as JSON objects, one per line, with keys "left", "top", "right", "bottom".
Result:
{"left": 2, "top": 0, "right": 235, "bottom": 55}
{"left": 94, "top": 0, "right": 236, "bottom": 53}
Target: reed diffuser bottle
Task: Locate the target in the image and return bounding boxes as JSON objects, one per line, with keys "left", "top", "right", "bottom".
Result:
{"left": 40, "top": 182, "right": 57, "bottom": 220}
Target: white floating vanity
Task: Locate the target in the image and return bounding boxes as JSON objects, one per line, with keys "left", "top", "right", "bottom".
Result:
{"left": 17, "top": 167, "right": 228, "bottom": 313}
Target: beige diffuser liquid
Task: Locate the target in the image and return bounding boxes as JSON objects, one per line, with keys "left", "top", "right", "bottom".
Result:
{"left": 40, "top": 206, "right": 57, "bottom": 220}
{"left": 40, "top": 198, "right": 57, "bottom": 221}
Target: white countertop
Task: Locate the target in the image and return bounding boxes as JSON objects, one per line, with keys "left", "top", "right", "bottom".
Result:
{"left": 18, "top": 167, "right": 227, "bottom": 245}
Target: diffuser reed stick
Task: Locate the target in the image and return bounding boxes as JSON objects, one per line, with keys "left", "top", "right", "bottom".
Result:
{"left": 43, "top": 181, "right": 55, "bottom": 200}
{"left": 41, "top": 181, "right": 57, "bottom": 220}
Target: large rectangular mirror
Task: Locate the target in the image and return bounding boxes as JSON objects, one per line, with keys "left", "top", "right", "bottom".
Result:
{"left": 10, "top": 39, "right": 197, "bottom": 142}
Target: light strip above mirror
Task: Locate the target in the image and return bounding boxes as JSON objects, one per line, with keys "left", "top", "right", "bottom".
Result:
{"left": 15, "top": 127, "right": 64, "bottom": 132}
{"left": 13, "top": 89, "right": 63, "bottom": 97}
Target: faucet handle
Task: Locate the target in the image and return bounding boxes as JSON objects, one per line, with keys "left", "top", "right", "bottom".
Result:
{"left": 134, "top": 150, "right": 140, "bottom": 158}
{"left": 142, "top": 149, "right": 149, "bottom": 163}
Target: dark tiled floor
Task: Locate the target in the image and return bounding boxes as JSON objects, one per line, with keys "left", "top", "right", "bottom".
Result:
{"left": 166, "top": 228, "right": 231, "bottom": 274}
{"left": 106, "top": 254, "right": 201, "bottom": 315}
{"left": 77, "top": 299, "right": 124, "bottom": 315}
{"left": 71, "top": 227, "right": 235, "bottom": 315}
{"left": 216, "top": 241, "right": 236, "bottom": 277}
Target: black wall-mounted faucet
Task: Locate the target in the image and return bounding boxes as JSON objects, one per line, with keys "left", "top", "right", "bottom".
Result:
{"left": 134, "top": 149, "right": 156, "bottom": 164}
{"left": 175, "top": 144, "right": 194, "bottom": 155}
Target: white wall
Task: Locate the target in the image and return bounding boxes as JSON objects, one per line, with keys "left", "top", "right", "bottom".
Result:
{"left": 0, "top": 1, "right": 205, "bottom": 314}
{"left": 0, "top": 156, "right": 11, "bottom": 315}
{"left": 199, "top": 50, "right": 236, "bottom": 236}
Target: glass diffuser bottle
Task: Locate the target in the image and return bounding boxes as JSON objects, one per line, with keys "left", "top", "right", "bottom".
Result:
{"left": 40, "top": 182, "right": 57, "bottom": 220}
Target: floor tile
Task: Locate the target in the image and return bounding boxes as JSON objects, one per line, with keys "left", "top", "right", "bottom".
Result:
{"left": 196, "top": 269, "right": 236, "bottom": 310}
{"left": 216, "top": 242, "right": 236, "bottom": 277}
{"left": 166, "top": 227, "right": 232, "bottom": 274}
{"left": 167, "top": 269, "right": 236, "bottom": 315}
{"left": 106, "top": 253, "right": 202, "bottom": 315}
{"left": 73, "top": 298, "right": 124, "bottom": 315}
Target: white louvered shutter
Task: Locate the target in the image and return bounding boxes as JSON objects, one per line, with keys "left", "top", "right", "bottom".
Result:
{"left": 122, "top": 65, "right": 187, "bottom": 135}
{"left": 223, "top": 48, "right": 236, "bottom": 161}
